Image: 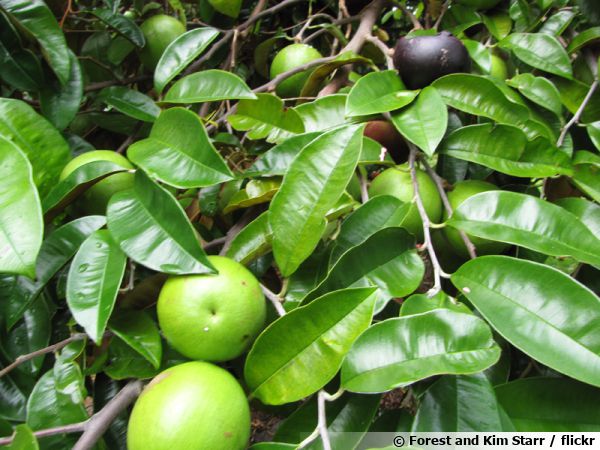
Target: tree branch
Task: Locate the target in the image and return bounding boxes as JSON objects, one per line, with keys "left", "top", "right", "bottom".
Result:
{"left": 365, "top": 34, "right": 394, "bottom": 70}
{"left": 0, "top": 333, "right": 88, "bottom": 379}
{"left": 260, "top": 284, "right": 287, "bottom": 317}
{"left": 557, "top": 79, "right": 598, "bottom": 147}
{"left": 85, "top": 75, "right": 151, "bottom": 93}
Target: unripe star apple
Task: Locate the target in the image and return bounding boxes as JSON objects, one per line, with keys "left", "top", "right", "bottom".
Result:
{"left": 364, "top": 120, "right": 408, "bottom": 163}
{"left": 368, "top": 164, "right": 442, "bottom": 239}
{"left": 139, "top": 15, "right": 186, "bottom": 70}
{"left": 127, "top": 361, "right": 250, "bottom": 450}
{"left": 157, "top": 256, "right": 266, "bottom": 362}
{"left": 443, "top": 180, "right": 510, "bottom": 257}
{"left": 270, "top": 43, "right": 323, "bottom": 98}
{"left": 60, "top": 150, "right": 134, "bottom": 216}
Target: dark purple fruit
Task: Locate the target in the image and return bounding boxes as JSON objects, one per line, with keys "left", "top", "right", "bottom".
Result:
{"left": 364, "top": 120, "right": 408, "bottom": 163}
{"left": 393, "top": 31, "right": 470, "bottom": 89}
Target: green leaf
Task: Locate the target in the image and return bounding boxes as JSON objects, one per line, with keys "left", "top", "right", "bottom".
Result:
{"left": 299, "top": 52, "right": 370, "bottom": 98}
{"left": 482, "top": 12, "right": 512, "bottom": 40}
{"left": 109, "top": 310, "right": 162, "bottom": 369}
{"left": 42, "top": 161, "right": 130, "bottom": 220}
{"left": 245, "top": 287, "right": 376, "bottom": 405}
{"left": 0, "top": 99, "right": 70, "bottom": 197}
{"left": 269, "top": 124, "right": 364, "bottom": 276}
{"left": 104, "top": 337, "right": 159, "bottom": 380}
{"left": 223, "top": 179, "right": 281, "bottom": 214}
{"left": 500, "top": 32, "right": 572, "bottom": 78}
{"left": 553, "top": 77, "right": 600, "bottom": 124}
{"left": 207, "top": 0, "right": 241, "bottom": 17}
{"left": 163, "top": 70, "right": 256, "bottom": 104}
{"left": 412, "top": 374, "right": 514, "bottom": 431}
{"left": 441, "top": 123, "right": 572, "bottom": 177}
{"left": 462, "top": 39, "right": 492, "bottom": 73}
{"left": 539, "top": 10, "right": 575, "bottom": 36}
{"left": 330, "top": 195, "right": 409, "bottom": 264}
{"left": 507, "top": 73, "right": 562, "bottom": 116}
{"left": 567, "top": 26, "right": 600, "bottom": 53}
{"left": 0, "top": 0, "right": 70, "bottom": 84}
{"left": 400, "top": 291, "right": 472, "bottom": 317}
{"left": 0, "top": 138, "right": 43, "bottom": 279}
{"left": 391, "top": 87, "right": 447, "bottom": 156}
{"left": 496, "top": 377, "right": 600, "bottom": 431}
{"left": 226, "top": 212, "right": 272, "bottom": 266}
{"left": 228, "top": 93, "right": 305, "bottom": 143}
{"left": 66, "top": 230, "right": 126, "bottom": 344}
{"left": 294, "top": 94, "right": 347, "bottom": 132}
{"left": 8, "top": 424, "right": 39, "bottom": 450}
{"left": 245, "top": 132, "right": 321, "bottom": 177}
{"left": 572, "top": 163, "right": 600, "bottom": 203}
{"left": 452, "top": 256, "right": 600, "bottom": 388}
{"left": 39, "top": 51, "right": 83, "bottom": 130}
{"left": 304, "top": 228, "right": 423, "bottom": 303}
{"left": 341, "top": 309, "right": 501, "bottom": 393}
{"left": 89, "top": 8, "right": 145, "bottom": 47}
{"left": 127, "top": 108, "right": 233, "bottom": 188}
{"left": 448, "top": 191, "right": 600, "bottom": 267}
{"left": 98, "top": 86, "right": 160, "bottom": 122}
{"left": 154, "top": 27, "right": 219, "bottom": 93}
{"left": 345, "top": 70, "right": 417, "bottom": 117}
{"left": 107, "top": 171, "right": 216, "bottom": 275}
{"left": 554, "top": 197, "right": 600, "bottom": 237}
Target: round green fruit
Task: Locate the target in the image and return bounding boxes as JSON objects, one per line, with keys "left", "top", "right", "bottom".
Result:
{"left": 127, "top": 361, "right": 250, "bottom": 450}
{"left": 443, "top": 180, "right": 510, "bottom": 257}
{"left": 60, "top": 150, "right": 134, "bottom": 216}
{"left": 368, "top": 164, "right": 442, "bottom": 239}
{"left": 139, "top": 15, "right": 186, "bottom": 70}
{"left": 270, "top": 43, "right": 323, "bottom": 97}
{"left": 157, "top": 256, "right": 266, "bottom": 362}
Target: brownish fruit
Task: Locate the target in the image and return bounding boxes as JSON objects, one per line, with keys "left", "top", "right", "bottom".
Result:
{"left": 364, "top": 120, "right": 408, "bottom": 163}
{"left": 393, "top": 31, "right": 470, "bottom": 89}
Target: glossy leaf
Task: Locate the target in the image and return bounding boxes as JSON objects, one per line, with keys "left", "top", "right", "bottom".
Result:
{"left": 496, "top": 377, "right": 600, "bottom": 431}
{"left": 346, "top": 70, "right": 417, "bottom": 117}
{"left": 400, "top": 292, "right": 472, "bottom": 317}
{"left": 391, "top": 86, "right": 447, "bottom": 156}
{"left": 463, "top": 39, "right": 492, "bottom": 73}
{"left": 507, "top": 73, "right": 562, "bottom": 116}
{"left": 127, "top": 107, "right": 233, "bottom": 188}
{"left": 66, "top": 230, "right": 126, "bottom": 344}
{"left": 0, "top": 99, "right": 70, "bottom": 197}
{"left": 109, "top": 310, "right": 162, "bottom": 369}
{"left": 8, "top": 424, "right": 39, "bottom": 449}
{"left": 539, "top": 10, "right": 575, "bottom": 36}
{"left": 163, "top": 70, "right": 256, "bottom": 103}
{"left": 567, "top": 26, "right": 600, "bottom": 53}
{"left": 107, "top": 171, "right": 216, "bottom": 275}
{"left": 154, "top": 27, "right": 219, "bottom": 93}
{"left": 245, "top": 287, "right": 376, "bottom": 405}
{"left": 304, "top": 227, "right": 423, "bottom": 303}
{"left": 341, "top": 309, "right": 501, "bottom": 393}
{"left": 0, "top": 0, "right": 70, "bottom": 84}
{"left": 89, "top": 8, "right": 145, "bottom": 47}
{"left": 104, "top": 337, "right": 160, "bottom": 380}
{"left": 452, "top": 256, "right": 600, "bottom": 387}
{"left": 98, "top": 86, "right": 160, "bottom": 122}
{"left": 572, "top": 163, "right": 600, "bottom": 203}
{"left": 0, "top": 15, "right": 43, "bottom": 92}
{"left": 448, "top": 191, "right": 600, "bottom": 267}
{"left": 554, "top": 197, "right": 600, "bottom": 237}
{"left": 0, "top": 138, "right": 43, "bottom": 279}
{"left": 412, "top": 374, "right": 514, "bottom": 432}
{"left": 39, "top": 51, "right": 83, "bottom": 130}
{"left": 42, "top": 161, "right": 130, "bottom": 220}
{"left": 294, "top": 94, "right": 347, "bottom": 132}
{"left": 299, "top": 52, "right": 370, "bottom": 98}
{"left": 500, "top": 32, "right": 572, "bottom": 78}
{"left": 208, "top": 0, "right": 241, "bottom": 18}
{"left": 441, "top": 123, "right": 572, "bottom": 177}
{"left": 226, "top": 212, "right": 272, "bottom": 265}
{"left": 269, "top": 124, "right": 364, "bottom": 276}
{"left": 228, "top": 94, "right": 305, "bottom": 143}
{"left": 223, "top": 179, "right": 281, "bottom": 214}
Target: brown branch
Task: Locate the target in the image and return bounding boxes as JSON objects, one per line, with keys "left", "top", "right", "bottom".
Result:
{"left": 0, "top": 333, "right": 88, "bottom": 379}
{"left": 72, "top": 380, "right": 143, "bottom": 450}
{"left": 557, "top": 79, "right": 598, "bottom": 147}
{"left": 395, "top": 1, "right": 423, "bottom": 30}
{"left": 260, "top": 284, "right": 287, "bottom": 317}
{"left": 433, "top": 0, "right": 451, "bottom": 30}
{"left": 365, "top": 34, "right": 394, "bottom": 70}
{"left": 421, "top": 159, "right": 477, "bottom": 260}
{"left": 203, "top": 236, "right": 228, "bottom": 251}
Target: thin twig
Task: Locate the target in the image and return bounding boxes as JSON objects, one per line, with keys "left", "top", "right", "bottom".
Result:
{"left": 421, "top": 159, "right": 477, "bottom": 259}
{"left": 73, "top": 380, "right": 144, "bottom": 450}
{"left": 0, "top": 423, "right": 86, "bottom": 446}
{"left": 395, "top": 2, "right": 423, "bottom": 30}
{"left": 556, "top": 79, "right": 598, "bottom": 147}
{"left": 219, "top": 210, "right": 256, "bottom": 256}
{"left": 0, "top": 333, "right": 88, "bottom": 379}
{"left": 433, "top": 0, "right": 451, "bottom": 30}
{"left": 358, "top": 169, "right": 369, "bottom": 203}
{"left": 85, "top": 75, "right": 151, "bottom": 93}
{"left": 317, "top": 391, "right": 332, "bottom": 450}
{"left": 203, "top": 236, "right": 228, "bottom": 251}
{"left": 260, "top": 284, "right": 287, "bottom": 317}
{"left": 365, "top": 34, "right": 394, "bottom": 70}
{"left": 408, "top": 145, "right": 450, "bottom": 297}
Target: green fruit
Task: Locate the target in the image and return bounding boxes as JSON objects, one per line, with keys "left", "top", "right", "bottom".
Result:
{"left": 270, "top": 44, "right": 323, "bottom": 97}
{"left": 490, "top": 53, "right": 508, "bottom": 79}
{"left": 157, "top": 256, "right": 266, "bottom": 361}
{"left": 368, "top": 164, "right": 442, "bottom": 239}
{"left": 139, "top": 15, "right": 186, "bottom": 70}
{"left": 442, "top": 180, "right": 510, "bottom": 257}
{"left": 127, "top": 361, "right": 250, "bottom": 450}
{"left": 60, "top": 150, "right": 134, "bottom": 216}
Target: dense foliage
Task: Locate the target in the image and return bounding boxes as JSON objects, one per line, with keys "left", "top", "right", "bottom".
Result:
{"left": 0, "top": 0, "right": 599, "bottom": 448}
